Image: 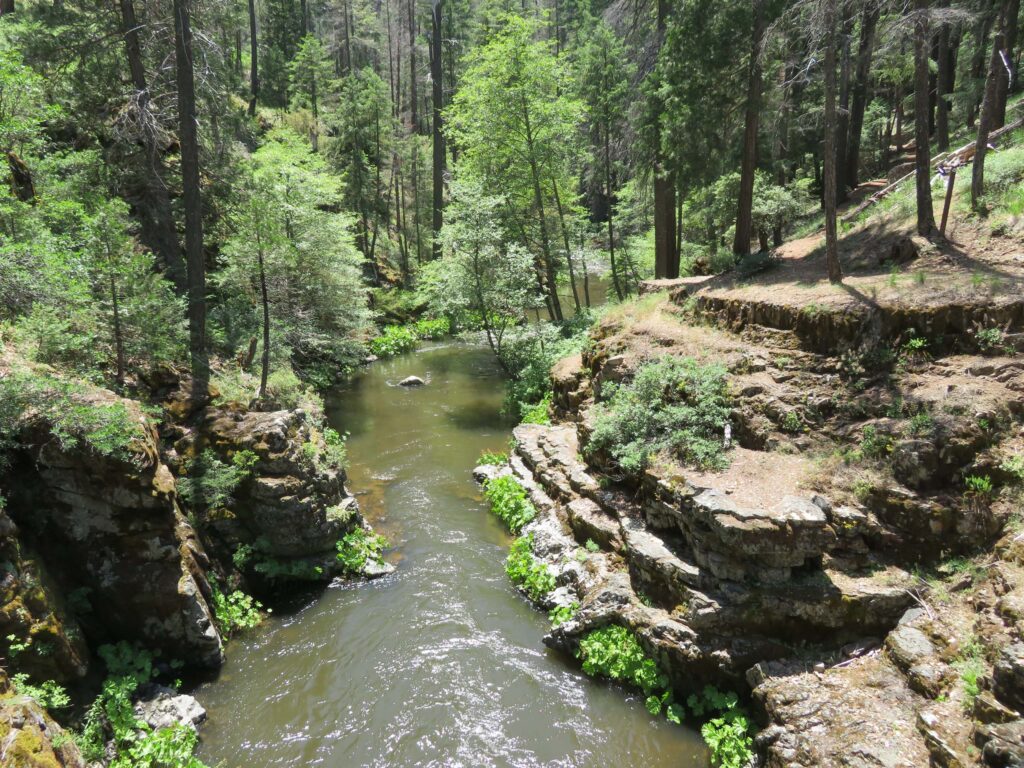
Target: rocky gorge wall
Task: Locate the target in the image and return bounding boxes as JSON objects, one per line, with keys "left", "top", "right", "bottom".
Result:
{"left": 486, "top": 283, "right": 1024, "bottom": 767}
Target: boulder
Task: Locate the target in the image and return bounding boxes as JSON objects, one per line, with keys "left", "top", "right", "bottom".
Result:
{"left": 0, "top": 673, "right": 85, "bottom": 767}
{"left": 976, "top": 720, "right": 1024, "bottom": 768}
{"left": 133, "top": 685, "right": 207, "bottom": 731}
{"left": 994, "top": 643, "right": 1024, "bottom": 711}
{"left": 399, "top": 376, "right": 426, "bottom": 387}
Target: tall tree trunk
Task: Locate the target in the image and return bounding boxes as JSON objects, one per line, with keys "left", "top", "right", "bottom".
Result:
{"left": 973, "top": 3, "right": 1008, "bottom": 209}
{"left": 248, "top": 0, "right": 259, "bottom": 115}
{"left": 835, "top": 8, "right": 854, "bottom": 203}
{"left": 341, "top": 0, "right": 352, "bottom": 74}
{"left": 914, "top": 0, "right": 937, "bottom": 235}
{"left": 0, "top": 0, "right": 14, "bottom": 15}
{"left": 109, "top": 270, "right": 125, "bottom": 388}
{"left": 604, "top": 123, "right": 624, "bottom": 300}
{"left": 173, "top": 0, "right": 209, "bottom": 399}
{"left": 733, "top": 0, "right": 765, "bottom": 256}
{"left": 823, "top": 0, "right": 843, "bottom": 283}
{"left": 935, "top": 12, "right": 958, "bottom": 151}
{"left": 256, "top": 232, "right": 270, "bottom": 400}
{"left": 119, "top": 0, "right": 187, "bottom": 293}
{"left": 522, "top": 104, "right": 562, "bottom": 321}
{"left": 408, "top": 0, "right": 419, "bottom": 132}
{"left": 993, "top": 0, "right": 1020, "bottom": 125}
{"left": 551, "top": 177, "right": 581, "bottom": 313}
{"left": 967, "top": 3, "right": 997, "bottom": 127}
{"left": 430, "top": 0, "right": 444, "bottom": 259}
{"left": 653, "top": 0, "right": 677, "bottom": 278}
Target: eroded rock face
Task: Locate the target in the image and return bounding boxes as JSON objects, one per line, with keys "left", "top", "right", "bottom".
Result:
{"left": 0, "top": 672, "right": 85, "bottom": 768}
{"left": 4, "top": 394, "right": 222, "bottom": 669}
{"left": 185, "top": 406, "right": 362, "bottom": 572}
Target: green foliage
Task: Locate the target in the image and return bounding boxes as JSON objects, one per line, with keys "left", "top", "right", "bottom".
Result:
{"left": 75, "top": 643, "right": 210, "bottom": 768}
{"left": 0, "top": 370, "right": 148, "bottom": 463}
{"left": 584, "top": 538, "right": 600, "bottom": 553}
{"left": 177, "top": 449, "right": 257, "bottom": 512}
{"left": 953, "top": 638, "right": 986, "bottom": 712}
{"left": 413, "top": 317, "right": 451, "bottom": 340}
{"left": 301, "top": 427, "right": 348, "bottom": 473}
{"left": 964, "top": 474, "right": 995, "bottom": 500}
{"left": 976, "top": 327, "right": 1008, "bottom": 355}
{"left": 483, "top": 475, "right": 536, "bottom": 533}
{"left": 687, "top": 686, "right": 754, "bottom": 768}
{"left": 587, "top": 356, "right": 731, "bottom": 473}
{"left": 208, "top": 575, "right": 263, "bottom": 637}
{"left": 857, "top": 425, "right": 894, "bottom": 461}
{"left": 519, "top": 394, "right": 552, "bottom": 425}
{"left": 505, "top": 534, "right": 556, "bottom": 601}
{"left": 780, "top": 411, "right": 802, "bottom": 434}
{"left": 477, "top": 450, "right": 508, "bottom": 466}
{"left": 1001, "top": 455, "right": 1024, "bottom": 484}
{"left": 10, "top": 674, "right": 71, "bottom": 709}
{"left": 548, "top": 602, "right": 579, "bottom": 628}
{"left": 369, "top": 325, "right": 419, "bottom": 357}
{"left": 336, "top": 528, "right": 388, "bottom": 574}
{"left": 576, "top": 625, "right": 667, "bottom": 701}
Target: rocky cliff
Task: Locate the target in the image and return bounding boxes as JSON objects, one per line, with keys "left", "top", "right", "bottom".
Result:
{"left": 488, "top": 269, "right": 1024, "bottom": 767}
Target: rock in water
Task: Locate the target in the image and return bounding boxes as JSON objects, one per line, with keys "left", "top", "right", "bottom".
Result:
{"left": 399, "top": 376, "right": 426, "bottom": 387}
{"left": 133, "top": 685, "right": 207, "bottom": 731}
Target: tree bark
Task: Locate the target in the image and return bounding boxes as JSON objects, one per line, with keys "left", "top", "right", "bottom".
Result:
{"left": 653, "top": 0, "right": 677, "bottom": 278}
{"left": 914, "top": 0, "right": 937, "bottom": 235}
{"left": 248, "top": 0, "right": 259, "bottom": 116}
{"left": 430, "top": 0, "right": 444, "bottom": 259}
{"left": 408, "top": 0, "right": 419, "bottom": 132}
{"left": 967, "top": 2, "right": 997, "bottom": 128}
{"left": 256, "top": 232, "right": 270, "bottom": 400}
{"left": 823, "top": 0, "right": 843, "bottom": 283}
{"left": 973, "top": 3, "right": 1008, "bottom": 209}
{"left": 846, "top": 3, "right": 878, "bottom": 190}
{"left": 733, "top": 0, "right": 765, "bottom": 256}
{"left": 173, "top": 0, "right": 209, "bottom": 399}
{"left": 993, "top": 0, "right": 1020, "bottom": 125}
{"left": 935, "top": 12, "right": 959, "bottom": 151}
{"left": 0, "top": 0, "right": 14, "bottom": 15}
{"left": 604, "top": 121, "right": 624, "bottom": 300}
{"left": 835, "top": 8, "right": 854, "bottom": 203}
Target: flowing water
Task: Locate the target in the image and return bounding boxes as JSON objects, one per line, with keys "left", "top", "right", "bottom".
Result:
{"left": 195, "top": 341, "right": 707, "bottom": 767}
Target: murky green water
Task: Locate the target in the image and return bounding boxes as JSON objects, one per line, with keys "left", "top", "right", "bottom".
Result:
{"left": 195, "top": 341, "right": 706, "bottom": 767}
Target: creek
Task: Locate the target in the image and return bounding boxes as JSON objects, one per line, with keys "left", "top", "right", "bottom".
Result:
{"left": 195, "top": 340, "right": 706, "bottom": 767}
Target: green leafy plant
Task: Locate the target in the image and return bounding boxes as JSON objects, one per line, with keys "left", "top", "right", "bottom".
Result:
{"left": 1001, "top": 455, "right": 1024, "bottom": 484}
{"left": 575, "top": 625, "right": 677, "bottom": 719}
{"left": 413, "top": 317, "right": 451, "bottom": 340}
{"left": 6, "top": 633, "right": 30, "bottom": 657}
{"left": 302, "top": 427, "right": 348, "bottom": 473}
{"left": 780, "top": 411, "right": 802, "bottom": 434}
{"left": 909, "top": 412, "right": 934, "bottom": 436}
{"left": 587, "top": 356, "right": 731, "bottom": 474}
{"left": 11, "top": 674, "right": 71, "bottom": 709}
{"left": 953, "top": 638, "right": 986, "bottom": 712}
{"left": 687, "top": 685, "right": 755, "bottom": 768}
{"left": 519, "top": 394, "right": 552, "bottom": 425}
{"left": 505, "top": 534, "right": 556, "bottom": 601}
{"left": 584, "top": 538, "right": 600, "bottom": 553}
{"left": 548, "top": 602, "right": 579, "bottom": 627}
{"left": 369, "top": 325, "right": 419, "bottom": 357}
{"left": 208, "top": 576, "right": 263, "bottom": 637}
{"left": 964, "top": 474, "right": 995, "bottom": 501}
{"left": 976, "top": 327, "right": 1006, "bottom": 354}
{"left": 477, "top": 450, "right": 508, "bottom": 466}
{"left": 483, "top": 475, "right": 536, "bottom": 533}
{"left": 336, "top": 528, "right": 388, "bottom": 574}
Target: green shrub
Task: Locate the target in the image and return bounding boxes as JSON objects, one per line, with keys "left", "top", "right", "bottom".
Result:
{"left": 519, "top": 394, "right": 552, "bottom": 425}
{"left": 0, "top": 371, "right": 149, "bottom": 463}
{"left": 909, "top": 412, "right": 934, "bottom": 436}
{"left": 477, "top": 450, "right": 508, "bottom": 466}
{"left": 76, "top": 643, "right": 210, "bottom": 768}
{"left": 208, "top": 576, "right": 263, "bottom": 637}
{"left": 856, "top": 425, "right": 894, "bottom": 461}
{"left": 953, "top": 638, "right": 986, "bottom": 712}
{"left": 505, "top": 534, "right": 555, "bottom": 601}
{"left": 301, "top": 426, "right": 348, "bottom": 473}
{"left": 964, "top": 474, "right": 995, "bottom": 500}
{"left": 177, "top": 449, "right": 257, "bottom": 512}
{"left": 483, "top": 475, "right": 536, "bottom": 533}
{"left": 369, "top": 325, "right": 419, "bottom": 357}
{"left": 976, "top": 327, "right": 1007, "bottom": 355}
{"left": 336, "top": 528, "right": 388, "bottom": 574}
{"left": 499, "top": 317, "right": 594, "bottom": 417}
{"left": 10, "top": 674, "right": 70, "bottom": 709}
{"left": 413, "top": 317, "right": 451, "bottom": 340}
{"left": 584, "top": 538, "right": 600, "bottom": 553}
{"left": 586, "top": 356, "right": 731, "bottom": 473}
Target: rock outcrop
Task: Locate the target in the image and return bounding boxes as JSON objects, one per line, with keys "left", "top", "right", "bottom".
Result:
{"left": 0, "top": 672, "right": 85, "bottom": 768}
{"left": 488, "top": 281, "right": 1024, "bottom": 766}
